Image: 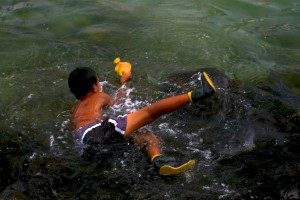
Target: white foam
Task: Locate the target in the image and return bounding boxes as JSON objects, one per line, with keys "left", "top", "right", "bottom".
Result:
{"left": 27, "top": 93, "right": 34, "bottom": 99}
{"left": 100, "top": 81, "right": 109, "bottom": 92}
{"left": 29, "top": 152, "right": 37, "bottom": 160}
{"left": 49, "top": 135, "right": 54, "bottom": 147}
{"left": 158, "top": 123, "right": 178, "bottom": 135}
{"left": 111, "top": 86, "right": 148, "bottom": 114}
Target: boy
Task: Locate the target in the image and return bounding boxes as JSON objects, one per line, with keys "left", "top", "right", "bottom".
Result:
{"left": 68, "top": 67, "right": 216, "bottom": 175}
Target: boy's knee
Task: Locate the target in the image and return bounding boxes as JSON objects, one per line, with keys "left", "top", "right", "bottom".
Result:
{"left": 133, "top": 129, "right": 158, "bottom": 145}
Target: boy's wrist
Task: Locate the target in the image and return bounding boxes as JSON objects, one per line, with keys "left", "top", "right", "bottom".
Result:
{"left": 120, "top": 72, "right": 132, "bottom": 85}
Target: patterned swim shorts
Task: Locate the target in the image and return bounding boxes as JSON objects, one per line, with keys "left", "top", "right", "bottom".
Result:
{"left": 74, "top": 115, "right": 127, "bottom": 145}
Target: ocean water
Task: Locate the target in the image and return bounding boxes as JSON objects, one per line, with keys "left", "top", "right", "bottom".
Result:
{"left": 0, "top": 0, "right": 299, "bottom": 199}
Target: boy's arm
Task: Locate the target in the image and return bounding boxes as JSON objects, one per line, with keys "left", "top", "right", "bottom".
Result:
{"left": 100, "top": 85, "right": 127, "bottom": 106}
{"left": 113, "top": 72, "right": 132, "bottom": 104}
{"left": 99, "top": 92, "right": 115, "bottom": 106}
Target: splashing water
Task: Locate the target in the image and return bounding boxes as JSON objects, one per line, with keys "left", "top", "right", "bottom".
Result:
{"left": 0, "top": 0, "right": 299, "bottom": 199}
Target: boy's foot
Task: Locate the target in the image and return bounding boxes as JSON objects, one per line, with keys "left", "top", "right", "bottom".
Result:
{"left": 188, "top": 71, "right": 216, "bottom": 103}
{"left": 153, "top": 156, "right": 196, "bottom": 176}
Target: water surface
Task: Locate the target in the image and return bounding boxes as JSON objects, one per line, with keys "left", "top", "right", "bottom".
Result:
{"left": 0, "top": 0, "right": 300, "bottom": 199}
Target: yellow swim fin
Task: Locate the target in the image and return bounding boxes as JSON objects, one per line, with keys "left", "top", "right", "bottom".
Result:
{"left": 203, "top": 72, "right": 216, "bottom": 92}
{"left": 159, "top": 160, "right": 196, "bottom": 176}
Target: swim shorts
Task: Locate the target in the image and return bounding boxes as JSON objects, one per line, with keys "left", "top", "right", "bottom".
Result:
{"left": 74, "top": 115, "right": 127, "bottom": 145}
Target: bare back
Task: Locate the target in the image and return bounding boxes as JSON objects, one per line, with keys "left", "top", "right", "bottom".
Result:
{"left": 71, "top": 92, "right": 113, "bottom": 130}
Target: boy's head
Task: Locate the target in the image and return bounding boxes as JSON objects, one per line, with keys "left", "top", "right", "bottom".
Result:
{"left": 68, "top": 67, "right": 98, "bottom": 99}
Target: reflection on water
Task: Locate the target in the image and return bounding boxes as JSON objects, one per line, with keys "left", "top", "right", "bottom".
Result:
{"left": 0, "top": 0, "right": 300, "bottom": 199}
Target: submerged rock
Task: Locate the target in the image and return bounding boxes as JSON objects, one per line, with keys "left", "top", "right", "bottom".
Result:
{"left": 161, "top": 68, "right": 300, "bottom": 199}
{"left": 215, "top": 136, "right": 300, "bottom": 199}
{"left": 162, "top": 67, "right": 300, "bottom": 135}
{"left": 0, "top": 181, "right": 29, "bottom": 200}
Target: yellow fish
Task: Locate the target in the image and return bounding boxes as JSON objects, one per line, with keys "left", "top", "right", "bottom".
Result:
{"left": 114, "top": 57, "right": 132, "bottom": 76}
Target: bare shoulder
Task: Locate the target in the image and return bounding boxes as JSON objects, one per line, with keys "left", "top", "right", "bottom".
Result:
{"left": 90, "top": 92, "right": 114, "bottom": 106}
{"left": 71, "top": 92, "right": 113, "bottom": 115}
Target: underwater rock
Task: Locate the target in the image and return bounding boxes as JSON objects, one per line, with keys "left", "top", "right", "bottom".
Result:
{"left": 161, "top": 68, "right": 300, "bottom": 198}
{"left": 215, "top": 137, "right": 300, "bottom": 199}
{"left": 162, "top": 67, "right": 300, "bottom": 134}
{"left": 161, "top": 68, "right": 230, "bottom": 119}
{"left": 162, "top": 68, "right": 230, "bottom": 93}
{"left": 0, "top": 156, "right": 13, "bottom": 190}
{"left": 0, "top": 181, "right": 30, "bottom": 200}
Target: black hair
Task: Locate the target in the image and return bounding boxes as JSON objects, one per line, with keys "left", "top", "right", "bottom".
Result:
{"left": 68, "top": 67, "right": 98, "bottom": 99}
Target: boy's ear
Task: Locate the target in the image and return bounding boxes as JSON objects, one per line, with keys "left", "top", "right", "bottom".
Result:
{"left": 91, "top": 84, "right": 98, "bottom": 93}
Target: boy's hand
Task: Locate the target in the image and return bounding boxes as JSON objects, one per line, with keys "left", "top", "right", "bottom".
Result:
{"left": 121, "top": 71, "right": 132, "bottom": 85}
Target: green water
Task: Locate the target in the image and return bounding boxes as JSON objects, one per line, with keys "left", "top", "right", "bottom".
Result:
{"left": 1, "top": 0, "right": 300, "bottom": 199}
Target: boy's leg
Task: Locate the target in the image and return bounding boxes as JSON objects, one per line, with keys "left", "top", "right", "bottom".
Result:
{"left": 132, "top": 129, "right": 161, "bottom": 160}
{"left": 132, "top": 128, "right": 196, "bottom": 176}
{"left": 124, "top": 94, "right": 190, "bottom": 137}
{"left": 123, "top": 71, "right": 216, "bottom": 175}
{"left": 124, "top": 71, "right": 216, "bottom": 137}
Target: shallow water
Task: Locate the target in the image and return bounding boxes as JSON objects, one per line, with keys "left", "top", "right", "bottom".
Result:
{"left": 0, "top": 0, "right": 300, "bottom": 199}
